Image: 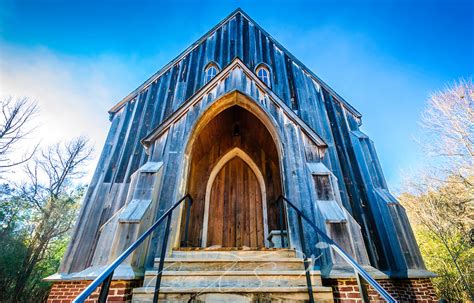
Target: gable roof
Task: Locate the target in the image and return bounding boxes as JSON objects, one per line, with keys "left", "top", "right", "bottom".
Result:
{"left": 108, "top": 8, "right": 361, "bottom": 119}
{"left": 141, "top": 57, "right": 327, "bottom": 148}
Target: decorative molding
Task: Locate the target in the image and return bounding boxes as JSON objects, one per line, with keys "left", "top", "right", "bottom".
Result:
{"left": 141, "top": 58, "right": 327, "bottom": 148}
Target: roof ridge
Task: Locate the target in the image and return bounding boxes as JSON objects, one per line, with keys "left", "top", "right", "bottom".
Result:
{"left": 109, "top": 8, "right": 361, "bottom": 119}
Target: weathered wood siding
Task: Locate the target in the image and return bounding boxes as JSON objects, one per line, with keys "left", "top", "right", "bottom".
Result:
{"left": 144, "top": 67, "right": 332, "bottom": 269}
{"left": 60, "top": 10, "right": 425, "bottom": 277}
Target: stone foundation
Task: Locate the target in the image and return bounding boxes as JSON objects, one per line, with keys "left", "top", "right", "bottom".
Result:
{"left": 47, "top": 280, "right": 141, "bottom": 303}
{"left": 324, "top": 278, "right": 436, "bottom": 303}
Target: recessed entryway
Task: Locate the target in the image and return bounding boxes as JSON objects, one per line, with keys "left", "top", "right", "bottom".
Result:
{"left": 181, "top": 103, "right": 283, "bottom": 249}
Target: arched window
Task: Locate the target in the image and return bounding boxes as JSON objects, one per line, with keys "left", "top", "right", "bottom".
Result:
{"left": 256, "top": 65, "right": 271, "bottom": 87}
{"left": 204, "top": 63, "right": 219, "bottom": 83}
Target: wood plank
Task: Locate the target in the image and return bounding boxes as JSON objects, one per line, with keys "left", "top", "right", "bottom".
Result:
{"left": 248, "top": 163, "right": 257, "bottom": 248}
{"left": 223, "top": 161, "right": 231, "bottom": 247}
{"left": 206, "top": 156, "right": 266, "bottom": 248}
{"left": 243, "top": 163, "right": 249, "bottom": 246}
{"left": 255, "top": 170, "right": 264, "bottom": 247}
{"left": 227, "top": 158, "right": 236, "bottom": 247}
{"left": 235, "top": 157, "right": 243, "bottom": 247}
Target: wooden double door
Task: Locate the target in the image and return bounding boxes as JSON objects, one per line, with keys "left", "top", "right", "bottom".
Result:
{"left": 206, "top": 157, "right": 265, "bottom": 248}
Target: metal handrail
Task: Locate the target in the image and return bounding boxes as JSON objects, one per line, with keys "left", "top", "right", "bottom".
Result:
{"left": 73, "top": 194, "right": 193, "bottom": 303}
{"left": 276, "top": 195, "right": 396, "bottom": 303}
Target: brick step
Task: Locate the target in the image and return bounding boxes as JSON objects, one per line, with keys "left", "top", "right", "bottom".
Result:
{"left": 132, "top": 286, "right": 334, "bottom": 303}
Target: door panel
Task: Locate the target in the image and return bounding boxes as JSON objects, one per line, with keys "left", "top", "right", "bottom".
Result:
{"left": 207, "top": 157, "right": 264, "bottom": 247}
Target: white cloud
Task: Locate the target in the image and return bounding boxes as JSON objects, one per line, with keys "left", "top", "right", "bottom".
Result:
{"left": 0, "top": 44, "right": 147, "bottom": 181}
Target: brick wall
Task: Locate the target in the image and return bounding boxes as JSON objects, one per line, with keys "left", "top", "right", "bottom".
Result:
{"left": 47, "top": 280, "right": 141, "bottom": 303}
{"left": 324, "top": 278, "right": 436, "bottom": 303}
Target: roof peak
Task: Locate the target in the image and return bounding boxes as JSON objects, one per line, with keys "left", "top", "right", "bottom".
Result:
{"left": 228, "top": 7, "right": 247, "bottom": 16}
{"left": 108, "top": 8, "right": 252, "bottom": 114}
{"left": 109, "top": 8, "right": 361, "bottom": 118}
{"left": 141, "top": 57, "right": 327, "bottom": 148}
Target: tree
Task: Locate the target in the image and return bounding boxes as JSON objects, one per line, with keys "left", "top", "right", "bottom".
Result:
{"left": 401, "top": 78, "right": 474, "bottom": 301}
{"left": 0, "top": 185, "right": 28, "bottom": 302}
{"left": 419, "top": 78, "right": 473, "bottom": 185}
{"left": 7, "top": 137, "right": 92, "bottom": 302}
{"left": 0, "top": 96, "right": 38, "bottom": 173}
{"left": 400, "top": 176, "right": 473, "bottom": 301}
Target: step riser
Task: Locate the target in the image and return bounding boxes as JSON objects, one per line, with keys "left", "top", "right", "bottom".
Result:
{"left": 170, "top": 250, "right": 296, "bottom": 259}
{"left": 132, "top": 290, "right": 334, "bottom": 303}
{"left": 132, "top": 250, "right": 333, "bottom": 302}
{"left": 142, "top": 274, "right": 322, "bottom": 288}
{"left": 153, "top": 261, "right": 304, "bottom": 271}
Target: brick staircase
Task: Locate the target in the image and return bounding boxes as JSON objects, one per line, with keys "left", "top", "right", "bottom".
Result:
{"left": 131, "top": 249, "right": 334, "bottom": 302}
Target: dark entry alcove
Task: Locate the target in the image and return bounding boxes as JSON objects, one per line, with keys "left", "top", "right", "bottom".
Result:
{"left": 181, "top": 105, "right": 283, "bottom": 248}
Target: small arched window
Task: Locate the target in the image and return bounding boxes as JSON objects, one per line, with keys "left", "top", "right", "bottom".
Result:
{"left": 204, "top": 63, "right": 219, "bottom": 84}
{"left": 256, "top": 65, "right": 271, "bottom": 87}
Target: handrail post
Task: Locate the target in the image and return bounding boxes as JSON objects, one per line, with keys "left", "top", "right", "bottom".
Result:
{"left": 356, "top": 272, "right": 370, "bottom": 303}
{"left": 296, "top": 213, "right": 315, "bottom": 303}
{"left": 182, "top": 195, "right": 193, "bottom": 247}
{"left": 277, "top": 196, "right": 286, "bottom": 248}
{"left": 98, "top": 271, "right": 114, "bottom": 303}
{"left": 280, "top": 196, "right": 396, "bottom": 303}
{"left": 153, "top": 214, "right": 172, "bottom": 303}
{"left": 72, "top": 194, "right": 192, "bottom": 303}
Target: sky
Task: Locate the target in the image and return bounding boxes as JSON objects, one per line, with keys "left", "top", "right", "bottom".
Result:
{"left": 0, "top": 0, "right": 473, "bottom": 191}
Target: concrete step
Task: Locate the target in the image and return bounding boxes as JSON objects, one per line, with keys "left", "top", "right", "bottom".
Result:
{"left": 170, "top": 249, "right": 297, "bottom": 259}
{"left": 153, "top": 257, "right": 305, "bottom": 271}
{"left": 142, "top": 270, "right": 322, "bottom": 288}
{"left": 132, "top": 286, "right": 334, "bottom": 303}
{"left": 131, "top": 249, "right": 334, "bottom": 302}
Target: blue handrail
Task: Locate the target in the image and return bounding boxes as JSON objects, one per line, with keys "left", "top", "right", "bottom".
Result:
{"left": 73, "top": 194, "right": 193, "bottom": 303}
{"left": 73, "top": 193, "right": 394, "bottom": 302}
{"left": 277, "top": 196, "right": 396, "bottom": 303}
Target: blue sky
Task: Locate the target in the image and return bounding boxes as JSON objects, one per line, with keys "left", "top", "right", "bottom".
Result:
{"left": 0, "top": 0, "right": 473, "bottom": 190}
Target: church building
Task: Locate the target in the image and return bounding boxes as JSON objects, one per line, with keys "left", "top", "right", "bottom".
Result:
{"left": 46, "top": 9, "right": 436, "bottom": 303}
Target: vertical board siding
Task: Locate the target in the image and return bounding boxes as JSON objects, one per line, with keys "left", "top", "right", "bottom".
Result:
{"left": 62, "top": 11, "right": 424, "bottom": 276}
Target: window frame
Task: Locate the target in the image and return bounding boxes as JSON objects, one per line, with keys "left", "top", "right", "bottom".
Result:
{"left": 312, "top": 173, "right": 335, "bottom": 201}
{"left": 255, "top": 64, "right": 272, "bottom": 88}
{"left": 203, "top": 62, "right": 220, "bottom": 84}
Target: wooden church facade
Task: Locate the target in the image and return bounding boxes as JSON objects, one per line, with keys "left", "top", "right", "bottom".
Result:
{"left": 47, "top": 9, "right": 436, "bottom": 302}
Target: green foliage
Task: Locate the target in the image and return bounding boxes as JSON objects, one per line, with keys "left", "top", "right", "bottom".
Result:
{"left": 414, "top": 224, "right": 473, "bottom": 301}
{"left": 0, "top": 183, "right": 85, "bottom": 302}
{"left": 400, "top": 177, "right": 474, "bottom": 302}
{"left": 0, "top": 232, "right": 27, "bottom": 302}
{"left": 402, "top": 79, "right": 473, "bottom": 301}
{"left": 24, "top": 238, "right": 70, "bottom": 302}
{"left": 1, "top": 97, "right": 92, "bottom": 302}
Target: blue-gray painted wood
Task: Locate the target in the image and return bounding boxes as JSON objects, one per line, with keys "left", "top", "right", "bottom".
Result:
{"left": 60, "top": 9, "right": 426, "bottom": 279}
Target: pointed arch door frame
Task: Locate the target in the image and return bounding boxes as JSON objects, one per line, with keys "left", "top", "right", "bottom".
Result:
{"left": 201, "top": 147, "right": 269, "bottom": 248}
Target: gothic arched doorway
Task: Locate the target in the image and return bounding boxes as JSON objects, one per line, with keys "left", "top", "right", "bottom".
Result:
{"left": 203, "top": 148, "right": 267, "bottom": 248}
{"left": 181, "top": 101, "right": 283, "bottom": 249}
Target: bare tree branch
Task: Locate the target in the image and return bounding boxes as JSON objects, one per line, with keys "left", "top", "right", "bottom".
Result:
{"left": 401, "top": 78, "right": 474, "bottom": 301}
{"left": 9, "top": 137, "right": 92, "bottom": 301}
{"left": 0, "top": 96, "right": 39, "bottom": 173}
{"left": 419, "top": 78, "right": 474, "bottom": 183}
